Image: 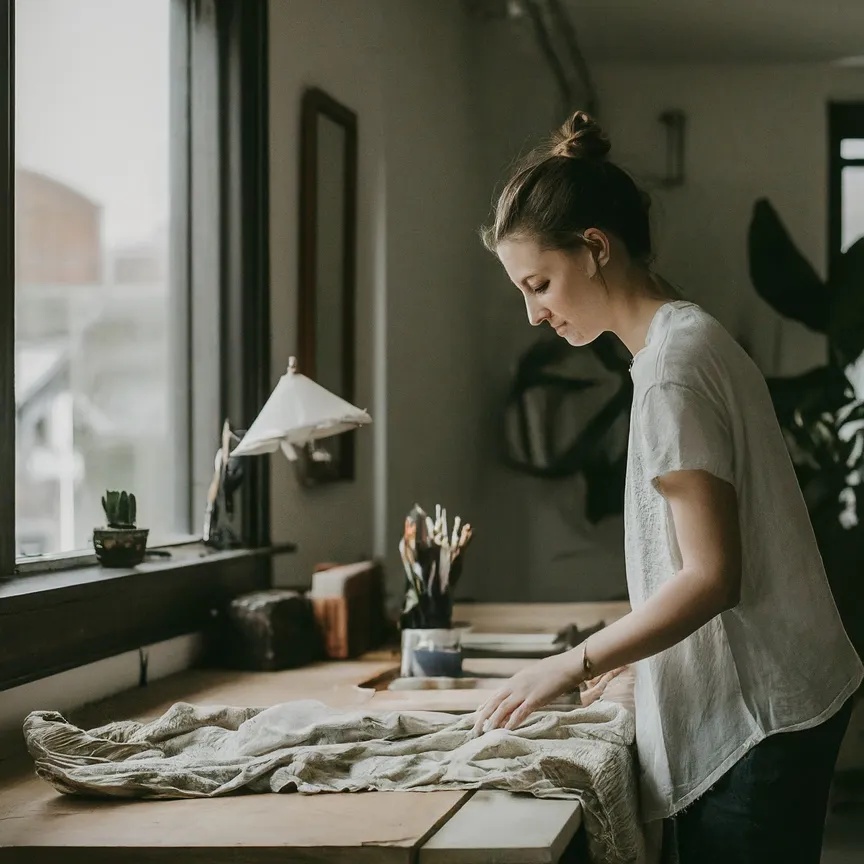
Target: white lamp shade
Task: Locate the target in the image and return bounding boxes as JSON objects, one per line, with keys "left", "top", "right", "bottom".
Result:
{"left": 231, "top": 361, "right": 371, "bottom": 457}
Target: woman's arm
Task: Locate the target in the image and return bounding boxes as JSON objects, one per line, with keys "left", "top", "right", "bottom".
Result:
{"left": 473, "top": 468, "right": 742, "bottom": 732}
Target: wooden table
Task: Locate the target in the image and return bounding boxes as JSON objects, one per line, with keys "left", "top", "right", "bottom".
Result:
{"left": 0, "top": 602, "right": 632, "bottom": 863}
{"left": 453, "top": 602, "right": 629, "bottom": 635}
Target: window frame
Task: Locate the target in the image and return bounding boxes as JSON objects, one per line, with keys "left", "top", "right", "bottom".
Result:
{"left": 0, "top": 0, "right": 280, "bottom": 690}
{"left": 828, "top": 102, "right": 864, "bottom": 276}
{"left": 0, "top": 0, "right": 13, "bottom": 580}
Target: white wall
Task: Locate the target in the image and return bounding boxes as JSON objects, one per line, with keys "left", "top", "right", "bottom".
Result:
{"left": 467, "top": 17, "right": 630, "bottom": 605}
{"left": 266, "top": 4, "right": 864, "bottom": 606}
{"left": 267, "top": 0, "right": 486, "bottom": 602}
{"left": 593, "top": 64, "right": 864, "bottom": 375}
{"left": 472, "top": 62, "right": 864, "bottom": 603}
{"left": 0, "top": 634, "right": 203, "bottom": 737}
{"left": 268, "top": 0, "right": 384, "bottom": 585}
{"left": 379, "top": 3, "right": 487, "bottom": 595}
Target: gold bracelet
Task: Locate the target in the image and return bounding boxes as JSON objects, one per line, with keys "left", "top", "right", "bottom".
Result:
{"left": 581, "top": 640, "right": 593, "bottom": 680}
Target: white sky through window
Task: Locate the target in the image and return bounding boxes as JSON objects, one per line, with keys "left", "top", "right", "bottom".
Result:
{"left": 15, "top": 0, "right": 169, "bottom": 248}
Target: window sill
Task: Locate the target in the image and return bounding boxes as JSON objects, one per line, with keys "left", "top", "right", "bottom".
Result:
{"left": 0, "top": 541, "right": 296, "bottom": 692}
{"left": 2, "top": 543, "right": 261, "bottom": 603}
{"left": 13, "top": 534, "right": 203, "bottom": 576}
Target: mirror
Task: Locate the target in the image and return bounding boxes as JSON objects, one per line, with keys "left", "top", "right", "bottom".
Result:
{"left": 297, "top": 87, "right": 358, "bottom": 486}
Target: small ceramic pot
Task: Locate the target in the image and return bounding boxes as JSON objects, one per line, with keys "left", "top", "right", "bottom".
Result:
{"left": 93, "top": 527, "right": 149, "bottom": 568}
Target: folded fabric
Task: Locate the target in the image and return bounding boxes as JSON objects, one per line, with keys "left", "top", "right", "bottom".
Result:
{"left": 24, "top": 699, "right": 644, "bottom": 864}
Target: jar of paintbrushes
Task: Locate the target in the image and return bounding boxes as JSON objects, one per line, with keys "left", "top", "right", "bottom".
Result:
{"left": 399, "top": 503, "right": 473, "bottom": 677}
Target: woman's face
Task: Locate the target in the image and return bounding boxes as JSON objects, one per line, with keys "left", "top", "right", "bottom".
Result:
{"left": 497, "top": 234, "right": 611, "bottom": 347}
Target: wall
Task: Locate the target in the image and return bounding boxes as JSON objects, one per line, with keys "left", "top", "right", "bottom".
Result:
{"left": 471, "top": 61, "right": 864, "bottom": 603}
{"left": 593, "top": 64, "right": 864, "bottom": 376}
{"left": 267, "top": 7, "right": 864, "bottom": 606}
{"left": 268, "top": 0, "right": 383, "bottom": 584}
{"left": 0, "top": 634, "right": 202, "bottom": 736}
{"left": 378, "top": 3, "right": 487, "bottom": 597}
{"left": 468, "top": 15, "right": 628, "bottom": 605}
{"left": 267, "top": 0, "right": 486, "bottom": 601}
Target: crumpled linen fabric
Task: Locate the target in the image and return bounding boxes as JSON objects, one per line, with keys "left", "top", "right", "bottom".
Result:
{"left": 24, "top": 699, "right": 644, "bottom": 863}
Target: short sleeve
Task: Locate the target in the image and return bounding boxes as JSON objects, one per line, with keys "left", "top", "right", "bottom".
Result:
{"left": 638, "top": 382, "right": 735, "bottom": 486}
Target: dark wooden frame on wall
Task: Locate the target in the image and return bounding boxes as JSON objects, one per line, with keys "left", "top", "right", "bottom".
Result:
{"left": 828, "top": 102, "right": 864, "bottom": 278}
{"left": 0, "top": 0, "right": 14, "bottom": 581}
{"left": 0, "top": 0, "right": 278, "bottom": 691}
{"left": 297, "top": 86, "right": 358, "bottom": 483}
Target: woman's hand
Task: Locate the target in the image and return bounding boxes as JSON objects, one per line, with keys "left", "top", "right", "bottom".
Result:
{"left": 471, "top": 650, "right": 584, "bottom": 734}
{"left": 578, "top": 666, "right": 628, "bottom": 706}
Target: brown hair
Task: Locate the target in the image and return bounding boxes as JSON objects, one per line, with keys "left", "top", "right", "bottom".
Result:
{"left": 481, "top": 111, "right": 652, "bottom": 264}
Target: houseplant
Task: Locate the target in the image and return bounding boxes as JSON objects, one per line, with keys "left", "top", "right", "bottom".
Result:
{"left": 748, "top": 198, "right": 864, "bottom": 658}
{"left": 93, "top": 490, "right": 149, "bottom": 568}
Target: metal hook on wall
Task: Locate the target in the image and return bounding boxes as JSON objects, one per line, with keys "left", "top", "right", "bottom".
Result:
{"left": 659, "top": 109, "right": 687, "bottom": 187}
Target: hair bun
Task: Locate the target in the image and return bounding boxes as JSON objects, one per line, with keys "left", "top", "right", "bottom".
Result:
{"left": 551, "top": 111, "right": 610, "bottom": 162}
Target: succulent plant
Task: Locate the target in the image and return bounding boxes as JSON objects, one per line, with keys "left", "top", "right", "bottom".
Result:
{"left": 102, "top": 490, "right": 137, "bottom": 529}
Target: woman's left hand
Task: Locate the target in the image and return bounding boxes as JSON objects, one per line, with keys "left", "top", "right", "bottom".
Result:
{"left": 471, "top": 651, "right": 583, "bottom": 734}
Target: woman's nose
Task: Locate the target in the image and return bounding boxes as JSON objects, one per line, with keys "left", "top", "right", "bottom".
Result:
{"left": 526, "top": 298, "right": 549, "bottom": 327}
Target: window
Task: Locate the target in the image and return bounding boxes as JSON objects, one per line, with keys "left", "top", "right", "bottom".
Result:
{"left": 829, "top": 105, "right": 864, "bottom": 398}
{"left": 1, "top": 0, "right": 271, "bottom": 581}
{"left": 14, "top": 0, "right": 185, "bottom": 557}
{"left": 829, "top": 104, "right": 864, "bottom": 266}
{"left": 1, "top": 0, "right": 273, "bottom": 689}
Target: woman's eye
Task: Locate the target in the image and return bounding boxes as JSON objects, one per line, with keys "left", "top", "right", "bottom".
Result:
{"left": 533, "top": 282, "right": 550, "bottom": 294}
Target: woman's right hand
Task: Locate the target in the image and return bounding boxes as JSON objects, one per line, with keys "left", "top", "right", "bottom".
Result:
{"left": 579, "top": 666, "right": 628, "bottom": 706}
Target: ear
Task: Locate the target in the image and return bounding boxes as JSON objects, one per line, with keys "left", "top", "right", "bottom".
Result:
{"left": 581, "top": 228, "right": 611, "bottom": 269}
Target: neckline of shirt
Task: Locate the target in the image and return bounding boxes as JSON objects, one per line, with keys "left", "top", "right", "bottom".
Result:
{"left": 629, "top": 300, "right": 694, "bottom": 373}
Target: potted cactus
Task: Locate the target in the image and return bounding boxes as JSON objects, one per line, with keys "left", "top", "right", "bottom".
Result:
{"left": 93, "top": 491, "right": 149, "bottom": 567}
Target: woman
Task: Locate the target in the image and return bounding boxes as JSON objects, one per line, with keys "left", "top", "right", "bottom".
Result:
{"left": 473, "top": 111, "right": 863, "bottom": 863}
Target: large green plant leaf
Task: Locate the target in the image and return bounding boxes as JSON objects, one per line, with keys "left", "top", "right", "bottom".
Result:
{"left": 766, "top": 365, "right": 852, "bottom": 428}
{"left": 742, "top": 196, "right": 864, "bottom": 654}
{"left": 748, "top": 198, "right": 828, "bottom": 332}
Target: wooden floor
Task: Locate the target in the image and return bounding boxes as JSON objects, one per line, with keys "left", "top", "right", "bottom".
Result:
{"left": 0, "top": 602, "right": 632, "bottom": 863}
{"left": 823, "top": 804, "right": 864, "bottom": 864}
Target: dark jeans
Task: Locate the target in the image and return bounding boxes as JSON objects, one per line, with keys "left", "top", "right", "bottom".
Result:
{"left": 672, "top": 697, "right": 854, "bottom": 864}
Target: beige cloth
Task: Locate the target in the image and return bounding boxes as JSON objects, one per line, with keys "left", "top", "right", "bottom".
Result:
{"left": 24, "top": 699, "right": 644, "bottom": 863}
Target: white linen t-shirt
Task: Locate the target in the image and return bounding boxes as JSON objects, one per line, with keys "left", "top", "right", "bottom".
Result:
{"left": 626, "top": 300, "right": 863, "bottom": 821}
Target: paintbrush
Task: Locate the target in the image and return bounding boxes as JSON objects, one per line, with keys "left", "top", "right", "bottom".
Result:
{"left": 453, "top": 523, "right": 472, "bottom": 558}
{"left": 399, "top": 503, "right": 474, "bottom": 630}
{"left": 450, "top": 516, "right": 461, "bottom": 551}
